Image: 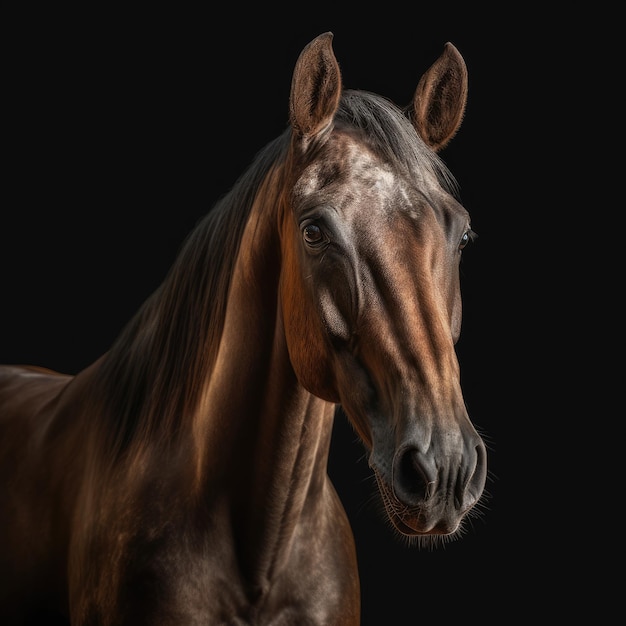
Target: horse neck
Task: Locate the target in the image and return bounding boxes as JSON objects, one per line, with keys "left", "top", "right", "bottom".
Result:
{"left": 193, "top": 181, "right": 336, "bottom": 580}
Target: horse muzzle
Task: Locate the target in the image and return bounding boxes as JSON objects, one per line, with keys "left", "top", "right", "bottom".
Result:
{"left": 372, "top": 435, "right": 487, "bottom": 536}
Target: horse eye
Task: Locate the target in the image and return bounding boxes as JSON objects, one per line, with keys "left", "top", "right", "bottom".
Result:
{"left": 459, "top": 229, "right": 476, "bottom": 251}
{"left": 303, "top": 223, "right": 324, "bottom": 245}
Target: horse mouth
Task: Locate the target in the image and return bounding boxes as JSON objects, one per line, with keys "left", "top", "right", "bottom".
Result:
{"left": 373, "top": 469, "right": 462, "bottom": 537}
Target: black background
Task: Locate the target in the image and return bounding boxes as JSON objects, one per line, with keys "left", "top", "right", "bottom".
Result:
{"left": 2, "top": 6, "right": 601, "bottom": 625}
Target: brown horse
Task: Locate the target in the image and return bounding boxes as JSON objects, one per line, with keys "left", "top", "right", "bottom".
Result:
{"left": 0, "top": 32, "right": 486, "bottom": 625}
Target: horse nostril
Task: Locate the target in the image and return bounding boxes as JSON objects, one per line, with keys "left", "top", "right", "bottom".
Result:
{"left": 453, "top": 440, "right": 488, "bottom": 510}
{"left": 393, "top": 439, "right": 487, "bottom": 511}
{"left": 467, "top": 441, "right": 488, "bottom": 502}
{"left": 394, "top": 447, "right": 438, "bottom": 504}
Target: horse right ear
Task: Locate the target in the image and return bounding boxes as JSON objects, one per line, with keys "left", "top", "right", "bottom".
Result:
{"left": 289, "top": 32, "right": 342, "bottom": 141}
{"left": 410, "top": 42, "right": 468, "bottom": 153}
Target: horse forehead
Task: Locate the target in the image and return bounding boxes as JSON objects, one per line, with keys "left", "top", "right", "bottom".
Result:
{"left": 293, "top": 133, "right": 418, "bottom": 207}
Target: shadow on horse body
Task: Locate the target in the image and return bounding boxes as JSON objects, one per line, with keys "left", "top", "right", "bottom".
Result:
{"left": 0, "top": 32, "right": 486, "bottom": 625}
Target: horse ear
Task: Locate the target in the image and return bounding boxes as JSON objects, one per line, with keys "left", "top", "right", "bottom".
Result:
{"left": 410, "top": 42, "right": 468, "bottom": 153}
{"left": 289, "top": 32, "right": 342, "bottom": 139}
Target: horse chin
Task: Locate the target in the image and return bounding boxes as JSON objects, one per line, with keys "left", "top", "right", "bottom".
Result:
{"left": 389, "top": 511, "right": 460, "bottom": 538}
{"left": 374, "top": 471, "right": 463, "bottom": 540}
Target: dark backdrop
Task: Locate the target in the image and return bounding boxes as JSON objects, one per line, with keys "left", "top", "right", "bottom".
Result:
{"left": 3, "top": 7, "right": 585, "bottom": 624}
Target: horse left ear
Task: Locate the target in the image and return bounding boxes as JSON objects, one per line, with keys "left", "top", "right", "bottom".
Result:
{"left": 289, "top": 32, "right": 342, "bottom": 140}
{"left": 410, "top": 42, "right": 468, "bottom": 153}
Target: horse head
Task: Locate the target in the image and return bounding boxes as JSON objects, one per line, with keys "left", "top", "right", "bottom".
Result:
{"left": 279, "top": 32, "right": 486, "bottom": 539}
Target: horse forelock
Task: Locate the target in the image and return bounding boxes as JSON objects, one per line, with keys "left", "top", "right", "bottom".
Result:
{"left": 95, "top": 133, "right": 291, "bottom": 450}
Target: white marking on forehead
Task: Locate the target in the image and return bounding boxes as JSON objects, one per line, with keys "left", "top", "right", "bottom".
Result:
{"left": 400, "top": 186, "right": 421, "bottom": 221}
{"left": 293, "top": 132, "right": 450, "bottom": 228}
{"left": 344, "top": 141, "right": 395, "bottom": 187}
{"left": 294, "top": 161, "right": 323, "bottom": 196}
{"left": 371, "top": 168, "right": 396, "bottom": 193}
{"left": 295, "top": 138, "right": 400, "bottom": 200}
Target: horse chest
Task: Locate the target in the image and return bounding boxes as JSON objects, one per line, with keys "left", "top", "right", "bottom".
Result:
{"left": 72, "top": 493, "right": 358, "bottom": 625}
{"left": 79, "top": 532, "right": 357, "bottom": 624}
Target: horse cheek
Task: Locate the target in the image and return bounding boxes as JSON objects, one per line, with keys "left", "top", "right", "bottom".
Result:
{"left": 281, "top": 270, "right": 339, "bottom": 403}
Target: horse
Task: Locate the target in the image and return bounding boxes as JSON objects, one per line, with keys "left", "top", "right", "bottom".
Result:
{"left": 0, "top": 32, "right": 486, "bottom": 625}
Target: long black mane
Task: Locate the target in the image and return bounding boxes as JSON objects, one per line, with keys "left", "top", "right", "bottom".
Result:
{"left": 94, "top": 132, "right": 289, "bottom": 448}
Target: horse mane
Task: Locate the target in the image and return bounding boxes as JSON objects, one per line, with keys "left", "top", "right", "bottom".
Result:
{"left": 95, "top": 132, "right": 290, "bottom": 450}
{"left": 94, "top": 88, "right": 459, "bottom": 453}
